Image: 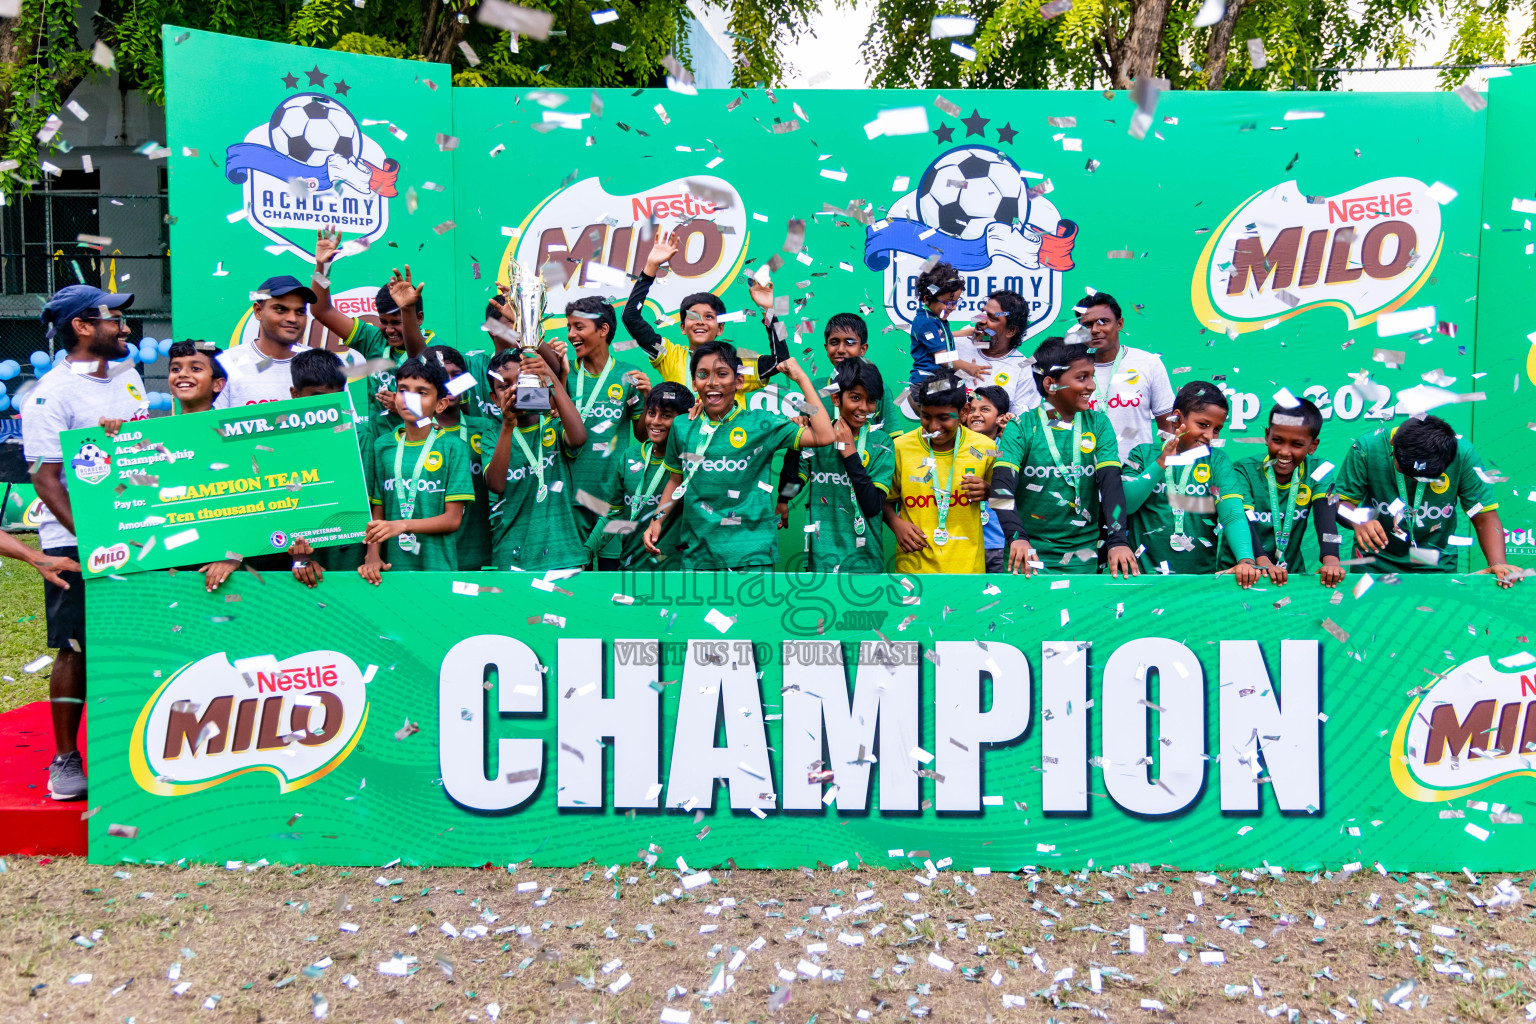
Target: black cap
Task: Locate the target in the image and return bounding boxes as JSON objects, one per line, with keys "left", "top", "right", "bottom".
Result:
{"left": 254, "top": 275, "right": 317, "bottom": 305}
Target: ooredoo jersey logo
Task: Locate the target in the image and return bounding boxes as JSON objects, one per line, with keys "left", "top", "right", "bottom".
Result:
{"left": 866, "top": 144, "right": 1078, "bottom": 340}
{"left": 504, "top": 174, "right": 747, "bottom": 326}
{"left": 224, "top": 68, "right": 400, "bottom": 262}
{"left": 1390, "top": 655, "right": 1536, "bottom": 802}
{"left": 130, "top": 650, "right": 369, "bottom": 796}
{"left": 1192, "top": 177, "right": 1442, "bottom": 335}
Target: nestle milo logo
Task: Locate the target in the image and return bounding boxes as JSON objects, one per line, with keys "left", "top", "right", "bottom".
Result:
{"left": 1390, "top": 655, "right": 1536, "bottom": 802}
{"left": 130, "top": 650, "right": 369, "bottom": 796}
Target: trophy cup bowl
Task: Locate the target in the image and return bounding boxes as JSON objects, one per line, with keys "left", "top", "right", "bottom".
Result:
{"left": 507, "top": 258, "right": 552, "bottom": 412}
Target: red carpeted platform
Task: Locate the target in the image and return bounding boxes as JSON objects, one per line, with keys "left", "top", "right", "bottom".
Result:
{"left": 0, "top": 701, "right": 87, "bottom": 856}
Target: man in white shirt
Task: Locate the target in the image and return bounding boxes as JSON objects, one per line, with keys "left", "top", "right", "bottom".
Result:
{"left": 1072, "top": 292, "right": 1175, "bottom": 452}
{"left": 215, "top": 275, "right": 318, "bottom": 407}
{"left": 20, "top": 285, "right": 150, "bottom": 800}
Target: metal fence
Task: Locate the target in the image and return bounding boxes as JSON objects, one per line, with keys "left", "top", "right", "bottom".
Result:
{"left": 0, "top": 189, "right": 171, "bottom": 362}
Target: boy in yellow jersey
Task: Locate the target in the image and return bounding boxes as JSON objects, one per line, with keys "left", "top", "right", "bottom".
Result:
{"left": 887, "top": 373, "right": 1023, "bottom": 574}
{"left": 621, "top": 229, "right": 788, "bottom": 406}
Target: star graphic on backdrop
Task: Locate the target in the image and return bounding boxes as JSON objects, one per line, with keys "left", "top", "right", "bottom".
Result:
{"left": 932, "top": 122, "right": 955, "bottom": 144}
{"left": 996, "top": 122, "right": 1018, "bottom": 144}
{"left": 281, "top": 72, "right": 299, "bottom": 89}
{"left": 961, "top": 109, "right": 990, "bottom": 137}
{"left": 305, "top": 65, "right": 328, "bottom": 87}
{"left": 333, "top": 79, "right": 351, "bottom": 97}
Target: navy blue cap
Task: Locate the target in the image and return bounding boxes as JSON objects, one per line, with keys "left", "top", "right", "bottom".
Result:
{"left": 40, "top": 285, "right": 134, "bottom": 329}
{"left": 254, "top": 275, "right": 318, "bottom": 305}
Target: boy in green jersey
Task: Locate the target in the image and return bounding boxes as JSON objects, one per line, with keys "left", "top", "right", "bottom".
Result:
{"left": 484, "top": 348, "right": 592, "bottom": 572}
{"left": 1336, "top": 415, "right": 1520, "bottom": 585}
{"left": 360, "top": 358, "right": 475, "bottom": 582}
{"left": 310, "top": 229, "right": 429, "bottom": 422}
{"left": 782, "top": 357, "right": 896, "bottom": 573}
{"left": 286, "top": 349, "right": 366, "bottom": 586}
{"left": 822, "top": 312, "right": 904, "bottom": 435}
{"left": 1219, "top": 399, "right": 1344, "bottom": 587}
{"left": 422, "top": 344, "right": 498, "bottom": 570}
{"left": 1122, "top": 381, "right": 1259, "bottom": 585}
{"left": 990, "top": 337, "right": 1137, "bottom": 576}
{"left": 590, "top": 382, "right": 695, "bottom": 569}
{"left": 562, "top": 295, "right": 651, "bottom": 549}
{"left": 644, "top": 341, "right": 835, "bottom": 570}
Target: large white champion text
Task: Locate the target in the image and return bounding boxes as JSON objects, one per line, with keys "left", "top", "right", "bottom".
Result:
{"left": 437, "top": 636, "right": 1321, "bottom": 817}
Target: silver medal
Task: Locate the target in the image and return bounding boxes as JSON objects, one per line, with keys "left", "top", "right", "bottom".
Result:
{"left": 536, "top": 484, "right": 549, "bottom": 503}
{"left": 1170, "top": 533, "right": 1194, "bottom": 552}
{"left": 398, "top": 533, "right": 421, "bottom": 555}
{"left": 933, "top": 526, "right": 950, "bottom": 546}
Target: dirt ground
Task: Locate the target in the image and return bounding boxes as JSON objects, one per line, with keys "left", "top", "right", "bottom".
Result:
{"left": 2, "top": 856, "right": 1534, "bottom": 1023}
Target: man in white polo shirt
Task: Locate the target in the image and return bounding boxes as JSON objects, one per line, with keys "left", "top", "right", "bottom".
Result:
{"left": 21, "top": 284, "right": 150, "bottom": 800}
{"left": 1072, "top": 291, "right": 1176, "bottom": 452}
{"left": 215, "top": 274, "right": 319, "bottom": 407}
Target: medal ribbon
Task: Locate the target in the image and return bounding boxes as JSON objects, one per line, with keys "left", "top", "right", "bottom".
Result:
{"left": 921, "top": 431, "right": 960, "bottom": 540}
{"left": 573, "top": 355, "right": 619, "bottom": 420}
{"left": 1036, "top": 406, "right": 1084, "bottom": 509}
{"left": 1091, "top": 346, "right": 1128, "bottom": 412}
{"left": 1265, "top": 457, "right": 1302, "bottom": 564}
{"left": 392, "top": 428, "right": 440, "bottom": 520}
{"left": 510, "top": 419, "right": 547, "bottom": 502}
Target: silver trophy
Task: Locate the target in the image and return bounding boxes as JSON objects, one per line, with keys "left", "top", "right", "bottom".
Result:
{"left": 507, "top": 257, "right": 552, "bottom": 412}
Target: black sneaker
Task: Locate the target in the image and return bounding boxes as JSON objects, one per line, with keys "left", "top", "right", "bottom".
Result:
{"left": 48, "top": 751, "right": 87, "bottom": 801}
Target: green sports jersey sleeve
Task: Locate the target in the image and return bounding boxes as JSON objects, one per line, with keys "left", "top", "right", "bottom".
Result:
{"left": 367, "top": 431, "right": 387, "bottom": 505}
{"left": 1121, "top": 443, "right": 1164, "bottom": 512}
{"left": 1087, "top": 410, "right": 1120, "bottom": 468}
{"left": 768, "top": 409, "right": 807, "bottom": 452}
{"left": 346, "top": 320, "right": 389, "bottom": 361}
{"left": 441, "top": 435, "right": 475, "bottom": 504}
{"left": 1454, "top": 439, "right": 1497, "bottom": 512}
{"left": 663, "top": 418, "right": 687, "bottom": 474}
{"left": 867, "top": 435, "right": 897, "bottom": 494}
{"left": 993, "top": 418, "right": 1025, "bottom": 471}
{"left": 1335, "top": 434, "right": 1374, "bottom": 505}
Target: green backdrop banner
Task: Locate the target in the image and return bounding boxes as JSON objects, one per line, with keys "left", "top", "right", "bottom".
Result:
{"left": 164, "top": 27, "right": 1526, "bottom": 573}
{"left": 1473, "top": 70, "right": 1536, "bottom": 562}
{"left": 88, "top": 570, "right": 1536, "bottom": 869}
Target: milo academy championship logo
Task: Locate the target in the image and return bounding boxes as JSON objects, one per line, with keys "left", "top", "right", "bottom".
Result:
{"left": 224, "top": 65, "right": 400, "bottom": 262}
{"left": 864, "top": 133, "right": 1079, "bottom": 339}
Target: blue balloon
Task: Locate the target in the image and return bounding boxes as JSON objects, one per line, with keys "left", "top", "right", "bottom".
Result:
{"left": 158, "top": 337, "right": 176, "bottom": 357}
{"left": 29, "top": 350, "right": 51, "bottom": 369}
{"left": 0, "top": 393, "right": 10, "bottom": 413}
{"left": 52, "top": 350, "right": 67, "bottom": 364}
{"left": 0, "top": 360, "right": 18, "bottom": 381}
{"left": 138, "top": 340, "right": 160, "bottom": 363}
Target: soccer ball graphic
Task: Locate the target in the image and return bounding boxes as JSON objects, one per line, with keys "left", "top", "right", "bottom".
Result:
{"left": 916, "top": 146, "right": 1026, "bottom": 240}
{"left": 268, "top": 94, "right": 361, "bottom": 167}
{"left": 76, "top": 443, "right": 106, "bottom": 464}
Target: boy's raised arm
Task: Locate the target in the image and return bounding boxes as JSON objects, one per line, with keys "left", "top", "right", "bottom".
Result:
{"left": 311, "top": 228, "right": 357, "bottom": 345}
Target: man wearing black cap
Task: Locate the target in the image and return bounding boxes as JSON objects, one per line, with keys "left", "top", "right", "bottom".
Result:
{"left": 214, "top": 275, "right": 319, "bottom": 407}
{"left": 20, "top": 284, "right": 149, "bottom": 800}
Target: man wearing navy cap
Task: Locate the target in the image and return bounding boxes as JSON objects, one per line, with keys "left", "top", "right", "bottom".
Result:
{"left": 20, "top": 284, "right": 150, "bottom": 800}
{"left": 214, "top": 275, "right": 318, "bottom": 407}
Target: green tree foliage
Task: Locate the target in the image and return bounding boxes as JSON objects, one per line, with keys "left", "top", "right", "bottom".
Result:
{"left": 0, "top": 0, "right": 833, "bottom": 193}
{"left": 860, "top": 0, "right": 1516, "bottom": 92}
